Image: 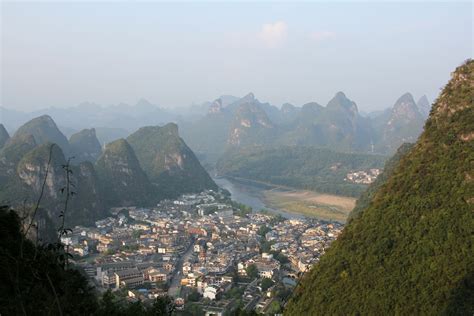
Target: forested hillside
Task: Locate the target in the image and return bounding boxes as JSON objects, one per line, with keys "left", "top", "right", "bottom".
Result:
{"left": 285, "top": 60, "right": 474, "bottom": 315}
{"left": 217, "top": 146, "right": 386, "bottom": 197}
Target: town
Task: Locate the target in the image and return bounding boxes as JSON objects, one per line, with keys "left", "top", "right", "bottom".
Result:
{"left": 345, "top": 168, "right": 381, "bottom": 184}
{"left": 69, "top": 189, "right": 344, "bottom": 315}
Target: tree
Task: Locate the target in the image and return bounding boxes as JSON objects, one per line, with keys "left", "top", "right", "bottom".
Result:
{"left": 261, "top": 278, "right": 274, "bottom": 291}
{"left": 187, "top": 289, "right": 202, "bottom": 302}
{"left": 272, "top": 251, "right": 290, "bottom": 264}
{"left": 257, "top": 225, "right": 271, "bottom": 237}
{"left": 150, "top": 295, "right": 175, "bottom": 315}
{"left": 246, "top": 264, "right": 259, "bottom": 279}
{"left": 266, "top": 300, "right": 281, "bottom": 314}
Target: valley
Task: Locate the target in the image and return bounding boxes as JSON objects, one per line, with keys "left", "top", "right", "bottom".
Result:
{"left": 2, "top": 2, "right": 472, "bottom": 315}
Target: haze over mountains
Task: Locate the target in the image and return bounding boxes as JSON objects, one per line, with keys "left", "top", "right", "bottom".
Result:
{"left": 0, "top": 115, "right": 216, "bottom": 238}
{"left": 181, "top": 91, "right": 430, "bottom": 165}
{"left": 0, "top": 91, "right": 432, "bottom": 211}
{"left": 0, "top": 87, "right": 434, "bottom": 236}
{"left": 1, "top": 91, "right": 430, "bottom": 153}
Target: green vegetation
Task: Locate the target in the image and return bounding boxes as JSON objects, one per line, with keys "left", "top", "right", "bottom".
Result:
{"left": 217, "top": 146, "right": 386, "bottom": 197}
{"left": 349, "top": 142, "right": 414, "bottom": 221}
{"left": 245, "top": 264, "right": 259, "bottom": 279}
{"left": 187, "top": 289, "right": 202, "bottom": 302}
{"left": 285, "top": 60, "right": 474, "bottom": 315}
{"left": 225, "top": 286, "right": 245, "bottom": 300}
{"left": 266, "top": 300, "right": 281, "bottom": 314}
{"left": 95, "top": 138, "right": 156, "bottom": 207}
{"left": 271, "top": 251, "right": 289, "bottom": 264}
{"left": 261, "top": 278, "right": 274, "bottom": 291}
{"left": 257, "top": 225, "right": 271, "bottom": 237}
{"left": 231, "top": 201, "right": 253, "bottom": 217}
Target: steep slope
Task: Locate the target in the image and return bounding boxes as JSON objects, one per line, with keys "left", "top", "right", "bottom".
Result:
{"left": 69, "top": 128, "right": 102, "bottom": 163}
{"left": 348, "top": 143, "right": 414, "bottom": 221}
{"left": 95, "top": 138, "right": 155, "bottom": 206}
{"left": 0, "top": 124, "right": 9, "bottom": 149}
{"left": 285, "top": 60, "right": 474, "bottom": 315}
{"left": 0, "top": 134, "right": 37, "bottom": 178}
{"left": 13, "top": 115, "right": 70, "bottom": 155}
{"left": 127, "top": 123, "right": 217, "bottom": 198}
{"left": 0, "top": 134, "right": 38, "bottom": 206}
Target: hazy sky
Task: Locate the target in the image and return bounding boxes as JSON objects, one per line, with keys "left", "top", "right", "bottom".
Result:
{"left": 1, "top": 1, "right": 472, "bottom": 112}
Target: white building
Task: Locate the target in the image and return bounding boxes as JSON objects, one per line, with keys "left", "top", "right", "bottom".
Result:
{"left": 203, "top": 285, "right": 219, "bottom": 300}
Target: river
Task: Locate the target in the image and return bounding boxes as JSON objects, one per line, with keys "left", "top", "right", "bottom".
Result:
{"left": 212, "top": 176, "right": 304, "bottom": 219}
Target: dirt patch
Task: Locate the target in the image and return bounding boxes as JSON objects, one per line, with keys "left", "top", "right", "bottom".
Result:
{"left": 269, "top": 190, "right": 356, "bottom": 211}
{"left": 262, "top": 189, "right": 356, "bottom": 223}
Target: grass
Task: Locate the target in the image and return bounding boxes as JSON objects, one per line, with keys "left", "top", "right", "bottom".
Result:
{"left": 262, "top": 189, "right": 356, "bottom": 223}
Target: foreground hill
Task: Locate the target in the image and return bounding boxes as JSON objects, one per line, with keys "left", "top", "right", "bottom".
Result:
{"left": 127, "top": 123, "right": 217, "bottom": 198}
{"left": 285, "top": 60, "right": 474, "bottom": 315}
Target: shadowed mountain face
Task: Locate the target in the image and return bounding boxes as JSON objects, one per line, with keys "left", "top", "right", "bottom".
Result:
{"left": 127, "top": 123, "right": 217, "bottom": 198}
{"left": 0, "top": 115, "right": 218, "bottom": 233}
{"left": 95, "top": 138, "right": 155, "bottom": 207}
{"left": 285, "top": 60, "right": 474, "bottom": 315}
{"left": 0, "top": 142, "right": 106, "bottom": 231}
{"left": 69, "top": 128, "right": 102, "bottom": 163}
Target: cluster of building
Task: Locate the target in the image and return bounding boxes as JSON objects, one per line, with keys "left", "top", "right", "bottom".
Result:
{"left": 345, "top": 168, "right": 381, "bottom": 184}
{"left": 70, "top": 190, "right": 343, "bottom": 314}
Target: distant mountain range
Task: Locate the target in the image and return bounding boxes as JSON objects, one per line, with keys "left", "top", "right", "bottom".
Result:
{"left": 1, "top": 92, "right": 430, "bottom": 157}
{"left": 0, "top": 115, "right": 216, "bottom": 238}
{"left": 181, "top": 91, "right": 431, "bottom": 164}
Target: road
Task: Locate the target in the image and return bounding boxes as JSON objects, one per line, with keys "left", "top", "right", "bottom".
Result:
{"left": 168, "top": 240, "right": 194, "bottom": 298}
